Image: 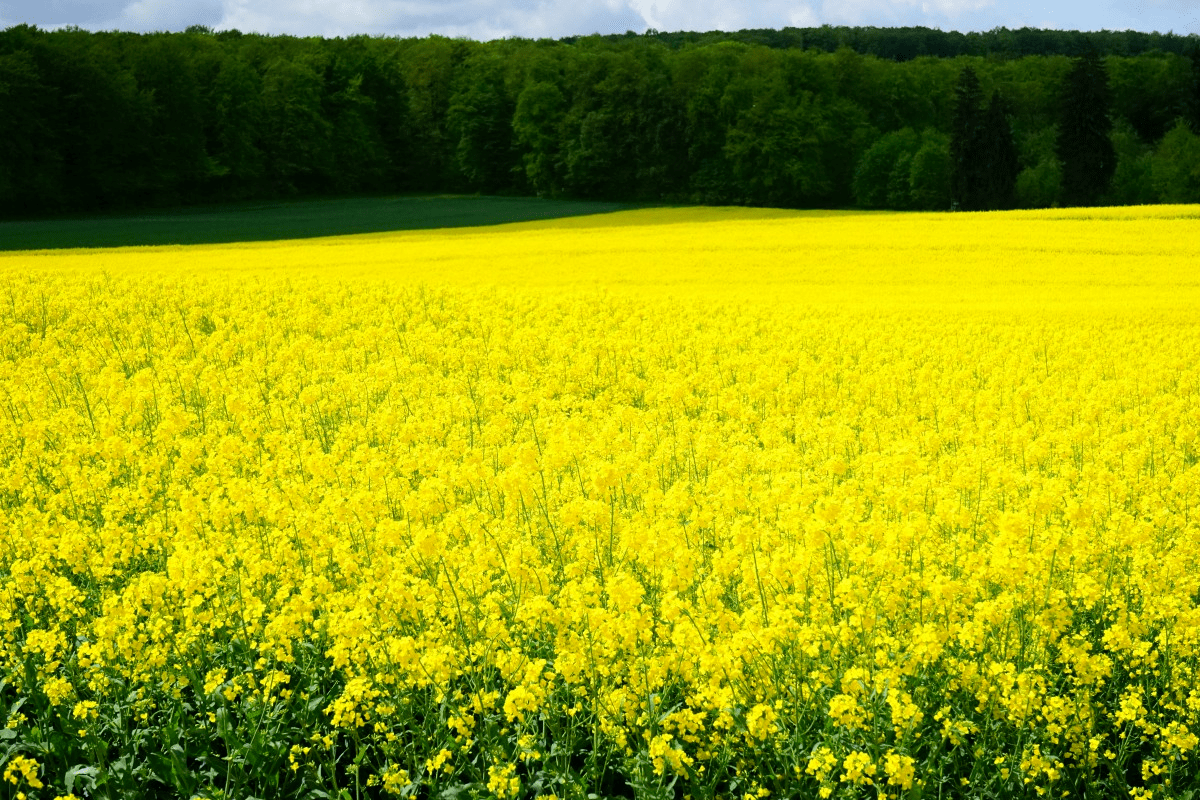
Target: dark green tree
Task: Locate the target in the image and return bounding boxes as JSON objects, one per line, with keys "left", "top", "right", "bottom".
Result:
{"left": 723, "top": 90, "right": 833, "bottom": 206}
{"left": 448, "top": 52, "right": 518, "bottom": 193}
{"left": 398, "top": 36, "right": 465, "bottom": 190}
{"left": 132, "top": 35, "right": 208, "bottom": 202}
{"left": 853, "top": 127, "right": 950, "bottom": 210}
{"left": 980, "top": 91, "right": 1019, "bottom": 209}
{"left": 1105, "top": 118, "right": 1155, "bottom": 205}
{"left": 1187, "top": 46, "right": 1200, "bottom": 134}
{"left": 629, "top": 45, "right": 690, "bottom": 200}
{"left": 37, "top": 29, "right": 153, "bottom": 209}
{"left": 205, "top": 54, "right": 265, "bottom": 197}
{"left": 1107, "top": 52, "right": 1191, "bottom": 143}
{"left": 853, "top": 127, "right": 920, "bottom": 208}
{"left": 1015, "top": 126, "right": 1061, "bottom": 208}
{"left": 321, "top": 53, "right": 388, "bottom": 193}
{"left": 1057, "top": 51, "right": 1115, "bottom": 206}
{"left": 1151, "top": 120, "right": 1200, "bottom": 203}
{"left": 950, "top": 66, "right": 985, "bottom": 210}
{"left": 260, "top": 57, "right": 332, "bottom": 194}
{"left": 512, "top": 80, "right": 567, "bottom": 196}
{"left": 675, "top": 42, "right": 743, "bottom": 204}
{"left": 909, "top": 129, "right": 952, "bottom": 210}
{"left": 561, "top": 48, "right": 653, "bottom": 199}
{"left": 357, "top": 50, "right": 412, "bottom": 190}
{"left": 0, "top": 42, "right": 61, "bottom": 213}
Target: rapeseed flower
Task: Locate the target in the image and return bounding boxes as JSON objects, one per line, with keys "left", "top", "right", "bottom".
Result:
{"left": 2, "top": 205, "right": 1200, "bottom": 798}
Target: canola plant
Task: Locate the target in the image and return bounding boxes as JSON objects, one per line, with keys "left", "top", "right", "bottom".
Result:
{"left": 2, "top": 207, "right": 1200, "bottom": 799}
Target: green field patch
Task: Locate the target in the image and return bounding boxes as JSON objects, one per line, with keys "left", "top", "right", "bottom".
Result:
{"left": 0, "top": 195, "right": 633, "bottom": 251}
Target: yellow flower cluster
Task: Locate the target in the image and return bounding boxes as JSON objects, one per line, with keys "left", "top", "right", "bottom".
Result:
{"left": 2, "top": 205, "right": 1200, "bottom": 797}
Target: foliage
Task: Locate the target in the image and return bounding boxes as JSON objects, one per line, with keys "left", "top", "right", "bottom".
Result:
{"left": 1150, "top": 120, "right": 1200, "bottom": 203}
{"left": 853, "top": 128, "right": 921, "bottom": 209}
{"left": 626, "top": 25, "right": 1200, "bottom": 60}
{"left": 1104, "top": 119, "right": 1156, "bottom": 206}
{"left": 1187, "top": 47, "right": 1200, "bottom": 134}
{"left": 951, "top": 69, "right": 1019, "bottom": 211}
{"left": 1015, "top": 127, "right": 1062, "bottom": 208}
{"left": 3, "top": 26, "right": 1200, "bottom": 214}
{"left": 908, "top": 130, "right": 952, "bottom": 210}
{"left": 1015, "top": 158, "right": 1063, "bottom": 209}
{"left": 3, "top": 206, "right": 1200, "bottom": 797}
{"left": 979, "top": 91, "right": 1020, "bottom": 210}
{"left": 1106, "top": 51, "right": 1192, "bottom": 144}
{"left": 1057, "top": 52, "right": 1116, "bottom": 207}
{"left": 950, "top": 66, "right": 985, "bottom": 210}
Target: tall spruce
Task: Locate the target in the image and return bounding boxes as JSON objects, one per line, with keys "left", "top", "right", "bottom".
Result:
{"left": 1188, "top": 46, "right": 1200, "bottom": 134}
{"left": 950, "top": 66, "right": 985, "bottom": 210}
{"left": 980, "top": 91, "right": 1019, "bottom": 210}
{"left": 1057, "top": 51, "right": 1115, "bottom": 206}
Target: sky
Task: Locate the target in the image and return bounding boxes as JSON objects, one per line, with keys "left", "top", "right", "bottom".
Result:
{"left": 2, "top": 0, "right": 1198, "bottom": 40}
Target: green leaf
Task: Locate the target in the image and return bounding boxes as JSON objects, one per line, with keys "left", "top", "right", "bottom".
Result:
{"left": 65, "top": 764, "right": 100, "bottom": 794}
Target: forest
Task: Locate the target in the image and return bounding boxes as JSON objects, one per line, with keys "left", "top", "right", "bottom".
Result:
{"left": 2, "top": 23, "right": 1200, "bottom": 216}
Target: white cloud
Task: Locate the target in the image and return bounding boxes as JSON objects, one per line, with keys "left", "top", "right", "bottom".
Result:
{"left": 116, "top": 0, "right": 222, "bottom": 29}
{"left": 213, "top": 0, "right": 887, "bottom": 39}
{"left": 4, "top": 0, "right": 1198, "bottom": 38}
{"left": 626, "top": 0, "right": 739, "bottom": 31}
{"left": 920, "top": 0, "right": 993, "bottom": 17}
{"left": 621, "top": 0, "right": 838, "bottom": 33}
{"left": 217, "top": 0, "right": 647, "bottom": 38}
{"left": 817, "top": 0, "right": 917, "bottom": 26}
{"left": 789, "top": 5, "right": 821, "bottom": 28}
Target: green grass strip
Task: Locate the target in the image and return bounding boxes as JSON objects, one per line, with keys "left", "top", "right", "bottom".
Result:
{"left": 0, "top": 195, "right": 633, "bottom": 251}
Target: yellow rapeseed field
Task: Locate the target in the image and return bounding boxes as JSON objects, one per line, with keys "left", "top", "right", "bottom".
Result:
{"left": 2, "top": 206, "right": 1200, "bottom": 800}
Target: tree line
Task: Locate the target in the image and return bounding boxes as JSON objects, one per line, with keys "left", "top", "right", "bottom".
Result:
{"left": 2, "top": 23, "right": 1200, "bottom": 217}
{"left": 608, "top": 26, "right": 1200, "bottom": 61}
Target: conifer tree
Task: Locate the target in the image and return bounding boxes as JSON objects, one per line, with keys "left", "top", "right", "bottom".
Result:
{"left": 1057, "top": 51, "right": 1115, "bottom": 206}
{"left": 950, "top": 66, "right": 985, "bottom": 210}
{"left": 981, "top": 91, "right": 1019, "bottom": 210}
{"left": 1187, "top": 46, "right": 1200, "bottom": 134}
